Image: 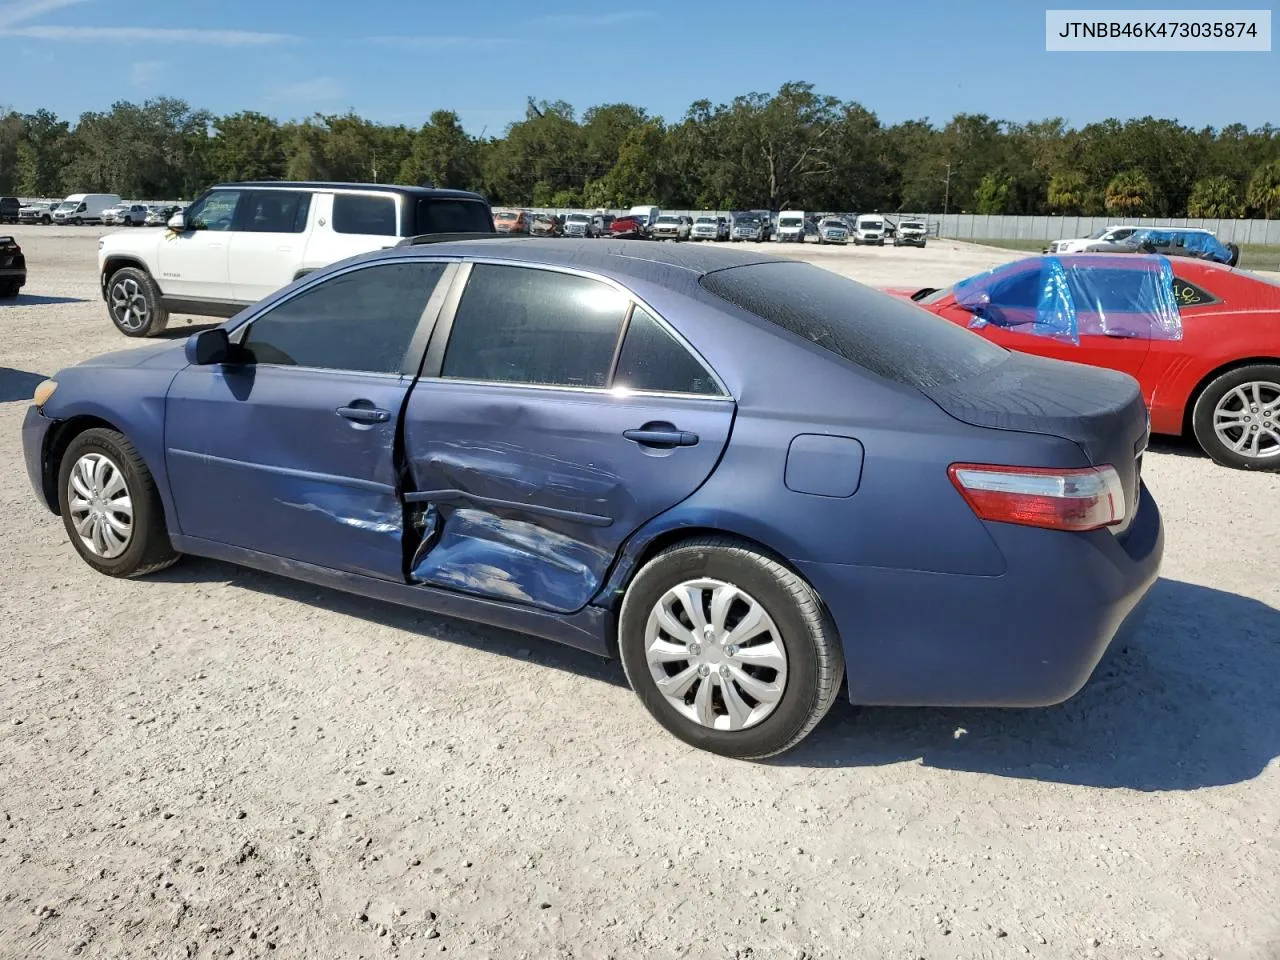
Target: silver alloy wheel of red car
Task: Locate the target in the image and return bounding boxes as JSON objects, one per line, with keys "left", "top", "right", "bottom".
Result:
{"left": 644, "top": 578, "right": 789, "bottom": 731}
{"left": 1212, "top": 379, "right": 1280, "bottom": 460}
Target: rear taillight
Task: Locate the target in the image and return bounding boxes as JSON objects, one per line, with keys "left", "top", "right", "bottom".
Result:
{"left": 948, "top": 463, "right": 1126, "bottom": 532}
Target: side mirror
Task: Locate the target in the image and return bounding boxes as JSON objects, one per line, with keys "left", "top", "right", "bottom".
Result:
{"left": 167, "top": 212, "right": 186, "bottom": 231}
{"left": 185, "top": 327, "right": 230, "bottom": 365}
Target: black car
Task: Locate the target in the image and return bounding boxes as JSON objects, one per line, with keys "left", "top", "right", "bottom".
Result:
{"left": 0, "top": 197, "right": 22, "bottom": 225}
{"left": 0, "top": 235, "right": 27, "bottom": 298}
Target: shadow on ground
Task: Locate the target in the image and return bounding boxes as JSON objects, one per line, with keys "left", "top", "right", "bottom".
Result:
{"left": 1147, "top": 435, "right": 1208, "bottom": 460}
{"left": 156, "top": 561, "right": 1278, "bottom": 791}
{"left": 0, "top": 294, "right": 87, "bottom": 306}
{"left": 785, "top": 578, "right": 1280, "bottom": 790}
{"left": 0, "top": 367, "right": 47, "bottom": 402}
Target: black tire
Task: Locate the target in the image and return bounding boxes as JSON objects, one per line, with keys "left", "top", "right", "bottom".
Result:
{"left": 105, "top": 266, "right": 170, "bottom": 337}
{"left": 1191, "top": 364, "right": 1280, "bottom": 471}
{"left": 0, "top": 281, "right": 21, "bottom": 299}
{"left": 71, "top": 216, "right": 83, "bottom": 226}
{"left": 1226, "top": 242, "right": 1240, "bottom": 267}
{"left": 618, "top": 535, "right": 845, "bottom": 760}
{"left": 56, "top": 427, "right": 180, "bottom": 578}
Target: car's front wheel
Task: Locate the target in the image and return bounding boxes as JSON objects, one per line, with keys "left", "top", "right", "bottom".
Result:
{"left": 618, "top": 536, "right": 845, "bottom": 759}
{"left": 1192, "top": 365, "right": 1280, "bottom": 470}
{"left": 107, "top": 266, "right": 169, "bottom": 337}
{"left": 57, "top": 428, "right": 180, "bottom": 577}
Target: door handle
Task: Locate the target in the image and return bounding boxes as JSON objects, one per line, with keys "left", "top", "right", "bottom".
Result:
{"left": 624, "top": 426, "right": 699, "bottom": 448}
{"left": 336, "top": 404, "right": 390, "bottom": 424}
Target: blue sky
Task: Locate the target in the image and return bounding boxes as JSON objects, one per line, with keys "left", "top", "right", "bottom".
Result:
{"left": 3, "top": 0, "right": 1276, "bottom": 132}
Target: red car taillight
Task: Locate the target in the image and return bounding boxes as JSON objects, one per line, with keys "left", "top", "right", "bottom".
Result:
{"left": 948, "top": 463, "right": 1126, "bottom": 532}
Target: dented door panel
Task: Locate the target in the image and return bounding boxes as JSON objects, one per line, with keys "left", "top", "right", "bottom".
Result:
{"left": 401, "top": 381, "right": 734, "bottom": 613}
{"left": 164, "top": 364, "right": 410, "bottom": 579}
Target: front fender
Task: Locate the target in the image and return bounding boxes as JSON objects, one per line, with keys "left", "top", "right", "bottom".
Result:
{"left": 40, "top": 372, "right": 184, "bottom": 536}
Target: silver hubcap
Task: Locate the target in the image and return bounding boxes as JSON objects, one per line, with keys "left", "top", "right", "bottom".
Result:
{"left": 110, "top": 278, "right": 149, "bottom": 331}
{"left": 67, "top": 453, "right": 133, "bottom": 559}
{"left": 644, "top": 578, "right": 788, "bottom": 731}
{"left": 1213, "top": 380, "right": 1280, "bottom": 460}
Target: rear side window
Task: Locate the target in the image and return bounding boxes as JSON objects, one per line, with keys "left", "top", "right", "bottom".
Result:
{"left": 239, "top": 191, "right": 311, "bottom": 234}
{"left": 442, "top": 264, "right": 629, "bottom": 388}
{"left": 700, "top": 260, "right": 1006, "bottom": 389}
{"left": 414, "top": 198, "right": 493, "bottom": 235}
{"left": 332, "top": 194, "right": 397, "bottom": 236}
{"left": 241, "top": 261, "right": 445, "bottom": 373}
{"left": 614, "top": 307, "right": 722, "bottom": 396}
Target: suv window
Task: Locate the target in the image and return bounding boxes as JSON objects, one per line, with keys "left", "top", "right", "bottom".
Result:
{"left": 614, "top": 306, "right": 722, "bottom": 396}
{"left": 240, "top": 261, "right": 446, "bottom": 373}
{"left": 442, "top": 264, "right": 630, "bottom": 388}
{"left": 700, "top": 260, "right": 1006, "bottom": 390}
{"left": 187, "top": 191, "right": 242, "bottom": 232}
{"left": 332, "top": 193, "right": 397, "bottom": 237}
{"left": 239, "top": 190, "right": 311, "bottom": 234}
{"left": 413, "top": 198, "right": 493, "bottom": 234}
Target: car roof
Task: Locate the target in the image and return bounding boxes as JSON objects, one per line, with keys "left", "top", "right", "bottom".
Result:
{"left": 210, "top": 181, "right": 486, "bottom": 200}
{"left": 380, "top": 236, "right": 783, "bottom": 283}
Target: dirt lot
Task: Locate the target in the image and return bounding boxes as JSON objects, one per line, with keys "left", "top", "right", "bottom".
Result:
{"left": 1, "top": 227, "right": 1278, "bottom": 960}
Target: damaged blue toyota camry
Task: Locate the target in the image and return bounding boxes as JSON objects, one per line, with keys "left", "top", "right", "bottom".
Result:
{"left": 22, "top": 238, "right": 1163, "bottom": 759}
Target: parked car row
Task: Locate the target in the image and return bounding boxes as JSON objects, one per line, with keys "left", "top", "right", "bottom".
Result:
{"left": 1046, "top": 224, "right": 1240, "bottom": 266}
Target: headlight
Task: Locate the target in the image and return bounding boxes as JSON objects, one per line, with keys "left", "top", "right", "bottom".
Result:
{"left": 33, "top": 379, "right": 58, "bottom": 407}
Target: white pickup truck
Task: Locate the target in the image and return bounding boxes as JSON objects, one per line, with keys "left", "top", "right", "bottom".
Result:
{"left": 98, "top": 181, "right": 494, "bottom": 337}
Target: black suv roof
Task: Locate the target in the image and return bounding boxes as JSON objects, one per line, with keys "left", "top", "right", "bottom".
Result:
{"left": 210, "top": 181, "right": 486, "bottom": 201}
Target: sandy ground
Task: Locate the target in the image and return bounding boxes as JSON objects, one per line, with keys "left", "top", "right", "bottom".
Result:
{"left": 1, "top": 227, "right": 1278, "bottom": 960}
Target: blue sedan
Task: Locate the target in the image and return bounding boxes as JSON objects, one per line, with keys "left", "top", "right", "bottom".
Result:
{"left": 22, "top": 239, "right": 1163, "bottom": 758}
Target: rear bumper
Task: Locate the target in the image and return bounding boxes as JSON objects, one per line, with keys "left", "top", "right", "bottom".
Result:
{"left": 22, "top": 405, "right": 57, "bottom": 513}
{"left": 799, "top": 483, "right": 1164, "bottom": 707}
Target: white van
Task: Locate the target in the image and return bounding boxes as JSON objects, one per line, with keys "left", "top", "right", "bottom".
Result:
{"left": 854, "top": 215, "right": 886, "bottom": 246}
{"left": 777, "top": 210, "right": 806, "bottom": 243}
{"left": 627, "top": 205, "right": 660, "bottom": 229}
{"left": 52, "top": 194, "right": 122, "bottom": 226}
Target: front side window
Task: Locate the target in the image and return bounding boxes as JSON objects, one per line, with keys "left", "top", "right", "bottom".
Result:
{"left": 239, "top": 191, "right": 311, "bottom": 234}
{"left": 240, "top": 261, "right": 446, "bottom": 373}
{"left": 332, "top": 194, "right": 397, "bottom": 237}
{"left": 441, "top": 264, "right": 629, "bottom": 388}
{"left": 187, "top": 191, "right": 242, "bottom": 232}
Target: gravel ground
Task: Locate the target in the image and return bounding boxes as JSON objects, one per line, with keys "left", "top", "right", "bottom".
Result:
{"left": 1, "top": 227, "right": 1278, "bottom": 960}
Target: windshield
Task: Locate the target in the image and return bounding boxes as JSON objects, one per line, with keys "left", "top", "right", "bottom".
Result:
{"left": 55, "top": 201, "right": 78, "bottom": 211}
{"left": 656, "top": 216, "right": 678, "bottom": 223}
{"left": 494, "top": 211, "right": 517, "bottom": 221}
{"left": 822, "top": 220, "right": 843, "bottom": 229}
{"left": 859, "top": 221, "right": 883, "bottom": 230}
{"left": 902, "top": 221, "right": 924, "bottom": 230}
{"left": 779, "top": 217, "right": 802, "bottom": 226}
{"left": 565, "top": 214, "right": 588, "bottom": 222}
{"left": 696, "top": 217, "right": 715, "bottom": 224}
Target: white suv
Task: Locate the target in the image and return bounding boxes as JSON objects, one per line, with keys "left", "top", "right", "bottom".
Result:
{"left": 98, "top": 181, "right": 494, "bottom": 337}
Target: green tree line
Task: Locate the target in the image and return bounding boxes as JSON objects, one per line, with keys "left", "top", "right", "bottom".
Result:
{"left": 3, "top": 83, "right": 1280, "bottom": 218}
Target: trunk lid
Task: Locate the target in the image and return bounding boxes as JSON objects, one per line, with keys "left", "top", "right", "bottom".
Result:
{"left": 921, "top": 351, "right": 1148, "bottom": 535}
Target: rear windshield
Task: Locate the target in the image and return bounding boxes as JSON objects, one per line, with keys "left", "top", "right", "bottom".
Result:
{"left": 700, "top": 261, "right": 1007, "bottom": 390}
{"left": 412, "top": 197, "right": 493, "bottom": 235}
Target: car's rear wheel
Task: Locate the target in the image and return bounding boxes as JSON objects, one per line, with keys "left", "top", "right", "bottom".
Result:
{"left": 0, "top": 281, "right": 21, "bottom": 299}
{"left": 57, "top": 428, "right": 179, "bottom": 577}
{"left": 618, "top": 536, "right": 844, "bottom": 759}
{"left": 107, "top": 266, "right": 169, "bottom": 337}
{"left": 1225, "top": 242, "right": 1241, "bottom": 267}
{"left": 1191, "top": 364, "right": 1280, "bottom": 470}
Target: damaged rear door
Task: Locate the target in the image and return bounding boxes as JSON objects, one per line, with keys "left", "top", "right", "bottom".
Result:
{"left": 401, "top": 262, "right": 734, "bottom": 613}
{"left": 164, "top": 259, "right": 456, "bottom": 578}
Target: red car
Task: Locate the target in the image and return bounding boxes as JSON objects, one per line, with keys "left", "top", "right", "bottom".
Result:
{"left": 609, "top": 214, "right": 650, "bottom": 240}
{"left": 892, "top": 254, "right": 1280, "bottom": 470}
